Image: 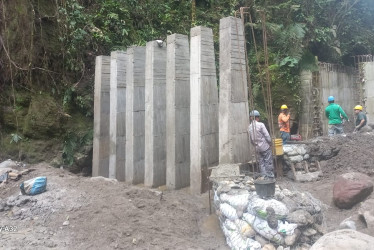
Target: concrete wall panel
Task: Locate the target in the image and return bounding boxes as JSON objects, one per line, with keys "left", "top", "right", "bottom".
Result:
{"left": 166, "top": 34, "right": 191, "bottom": 190}
{"left": 93, "top": 56, "right": 111, "bottom": 177}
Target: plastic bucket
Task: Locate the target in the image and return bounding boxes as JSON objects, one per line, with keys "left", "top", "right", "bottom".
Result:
{"left": 273, "top": 138, "right": 283, "bottom": 156}
{"left": 254, "top": 179, "right": 276, "bottom": 198}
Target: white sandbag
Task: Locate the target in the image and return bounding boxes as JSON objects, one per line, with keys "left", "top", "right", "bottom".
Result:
{"left": 224, "top": 219, "right": 238, "bottom": 231}
{"left": 277, "top": 221, "right": 298, "bottom": 236}
{"left": 242, "top": 213, "right": 284, "bottom": 245}
{"left": 220, "top": 192, "right": 250, "bottom": 210}
{"left": 220, "top": 203, "right": 239, "bottom": 221}
{"left": 283, "top": 145, "right": 298, "bottom": 156}
{"left": 235, "top": 219, "right": 256, "bottom": 238}
{"left": 222, "top": 226, "right": 261, "bottom": 250}
{"left": 248, "top": 196, "right": 289, "bottom": 219}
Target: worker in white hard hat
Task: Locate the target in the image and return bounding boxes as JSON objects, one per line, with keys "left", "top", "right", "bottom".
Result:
{"left": 353, "top": 105, "right": 367, "bottom": 133}
{"left": 278, "top": 104, "right": 290, "bottom": 144}
{"left": 248, "top": 110, "right": 274, "bottom": 179}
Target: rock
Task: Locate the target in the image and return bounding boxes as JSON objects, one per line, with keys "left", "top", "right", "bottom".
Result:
{"left": 296, "top": 146, "right": 307, "bottom": 155}
{"left": 295, "top": 243, "right": 311, "bottom": 250}
{"left": 339, "top": 219, "right": 356, "bottom": 230}
{"left": 289, "top": 155, "right": 303, "bottom": 163}
{"left": 276, "top": 246, "right": 284, "bottom": 250}
{"left": 90, "top": 176, "right": 118, "bottom": 184}
{"left": 282, "top": 197, "right": 298, "bottom": 212}
{"left": 216, "top": 184, "right": 231, "bottom": 194}
{"left": 0, "top": 160, "right": 17, "bottom": 169}
{"left": 303, "top": 228, "right": 317, "bottom": 237}
{"left": 283, "top": 145, "right": 298, "bottom": 156}
{"left": 291, "top": 171, "right": 323, "bottom": 182}
{"left": 333, "top": 172, "right": 373, "bottom": 209}
{"left": 313, "top": 213, "right": 323, "bottom": 225}
{"left": 359, "top": 197, "right": 374, "bottom": 234}
{"left": 310, "top": 229, "right": 374, "bottom": 250}
{"left": 285, "top": 228, "right": 300, "bottom": 246}
{"left": 263, "top": 243, "right": 276, "bottom": 250}
{"left": 313, "top": 224, "right": 327, "bottom": 235}
{"left": 281, "top": 189, "right": 294, "bottom": 197}
{"left": 255, "top": 234, "right": 268, "bottom": 246}
{"left": 63, "top": 221, "right": 69, "bottom": 226}
{"left": 286, "top": 210, "right": 314, "bottom": 226}
{"left": 266, "top": 207, "right": 278, "bottom": 229}
{"left": 303, "top": 154, "right": 310, "bottom": 160}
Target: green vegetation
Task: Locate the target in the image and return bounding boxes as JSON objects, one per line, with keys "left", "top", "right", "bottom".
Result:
{"left": 0, "top": 0, "right": 373, "bottom": 163}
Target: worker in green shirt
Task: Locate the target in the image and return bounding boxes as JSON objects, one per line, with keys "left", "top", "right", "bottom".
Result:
{"left": 325, "top": 96, "right": 349, "bottom": 136}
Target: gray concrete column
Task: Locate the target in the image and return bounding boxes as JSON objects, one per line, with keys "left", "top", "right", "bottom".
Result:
{"left": 299, "top": 70, "right": 313, "bottom": 140}
{"left": 219, "top": 17, "right": 251, "bottom": 164}
{"left": 166, "top": 34, "right": 190, "bottom": 190}
{"left": 144, "top": 41, "right": 167, "bottom": 187}
{"left": 190, "top": 26, "right": 219, "bottom": 194}
{"left": 364, "top": 62, "right": 374, "bottom": 123}
{"left": 109, "top": 51, "right": 127, "bottom": 181}
{"left": 93, "top": 56, "right": 111, "bottom": 177}
{"left": 125, "top": 46, "right": 146, "bottom": 184}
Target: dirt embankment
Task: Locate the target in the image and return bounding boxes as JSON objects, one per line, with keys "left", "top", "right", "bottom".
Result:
{"left": 0, "top": 164, "right": 227, "bottom": 249}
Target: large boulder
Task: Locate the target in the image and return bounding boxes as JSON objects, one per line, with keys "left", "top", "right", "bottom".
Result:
{"left": 333, "top": 172, "right": 373, "bottom": 209}
{"left": 310, "top": 229, "right": 374, "bottom": 250}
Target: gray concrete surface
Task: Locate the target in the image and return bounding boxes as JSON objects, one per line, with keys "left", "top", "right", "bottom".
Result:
{"left": 166, "top": 34, "right": 190, "bottom": 190}
{"left": 190, "top": 26, "right": 219, "bottom": 194}
{"left": 144, "top": 41, "right": 167, "bottom": 187}
{"left": 125, "top": 46, "right": 146, "bottom": 184}
{"left": 319, "top": 63, "right": 356, "bottom": 134}
{"left": 218, "top": 16, "right": 251, "bottom": 164}
{"left": 299, "top": 70, "right": 314, "bottom": 140}
{"left": 109, "top": 51, "right": 127, "bottom": 181}
{"left": 364, "top": 62, "right": 374, "bottom": 123}
{"left": 93, "top": 56, "right": 111, "bottom": 177}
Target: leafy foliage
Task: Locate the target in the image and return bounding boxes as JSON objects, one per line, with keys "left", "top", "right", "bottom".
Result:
{"left": 1, "top": 0, "right": 374, "bottom": 162}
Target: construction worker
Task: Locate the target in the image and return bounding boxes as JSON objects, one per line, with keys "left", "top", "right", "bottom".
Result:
{"left": 248, "top": 110, "right": 274, "bottom": 179}
{"left": 278, "top": 104, "right": 290, "bottom": 144}
{"left": 325, "top": 96, "right": 349, "bottom": 136}
{"left": 353, "top": 105, "right": 367, "bottom": 132}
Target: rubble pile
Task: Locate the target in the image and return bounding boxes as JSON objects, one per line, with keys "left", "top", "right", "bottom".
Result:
{"left": 213, "top": 176, "right": 327, "bottom": 250}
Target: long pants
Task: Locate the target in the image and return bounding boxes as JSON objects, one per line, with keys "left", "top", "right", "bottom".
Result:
{"left": 328, "top": 123, "right": 344, "bottom": 136}
{"left": 258, "top": 148, "right": 274, "bottom": 178}
{"left": 280, "top": 131, "right": 290, "bottom": 144}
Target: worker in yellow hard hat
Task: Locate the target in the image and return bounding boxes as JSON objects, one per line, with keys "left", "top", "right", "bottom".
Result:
{"left": 278, "top": 104, "right": 290, "bottom": 144}
{"left": 353, "top": 105, "right": 367, "bottom": 133}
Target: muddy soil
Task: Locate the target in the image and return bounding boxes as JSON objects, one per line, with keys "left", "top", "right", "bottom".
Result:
{"left": 1, "top": 132, "right": 374, "bottom": 249}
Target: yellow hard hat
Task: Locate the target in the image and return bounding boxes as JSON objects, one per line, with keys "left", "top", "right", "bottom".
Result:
{"left": 281, "top": 104, "right": 288, "bottom": 110}
{"left": 354, "top": 105, "right": 363, "bottom": 110}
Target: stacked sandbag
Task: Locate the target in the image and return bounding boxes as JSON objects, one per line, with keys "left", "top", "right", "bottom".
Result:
{"left": 283, "top": 144, "right": 309, "bottom": 165}
{"left": 213, "top": 176, "right": 326, "bottom": 249}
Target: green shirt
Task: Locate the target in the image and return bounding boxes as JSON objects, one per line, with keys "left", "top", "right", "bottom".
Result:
{"left": 325, "top": 103, "right": 349, "bottom": 125}
{"left": 356, "top": 112, "right": 367, "bottom": 128}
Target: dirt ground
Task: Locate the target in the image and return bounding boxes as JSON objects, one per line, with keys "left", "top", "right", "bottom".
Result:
{"left": 1, "top": 132, "right": 374, "bottom": 249}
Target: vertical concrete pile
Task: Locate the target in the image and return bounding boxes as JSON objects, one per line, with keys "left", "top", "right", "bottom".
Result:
{"left": 166, "top": 34, "right": 191, "bottom": 190}
{"left": 190, "top": 26, "right": 219, "bottom": 194}
{"left": 219, "top": 16, "right": 251, "bottom": 164}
